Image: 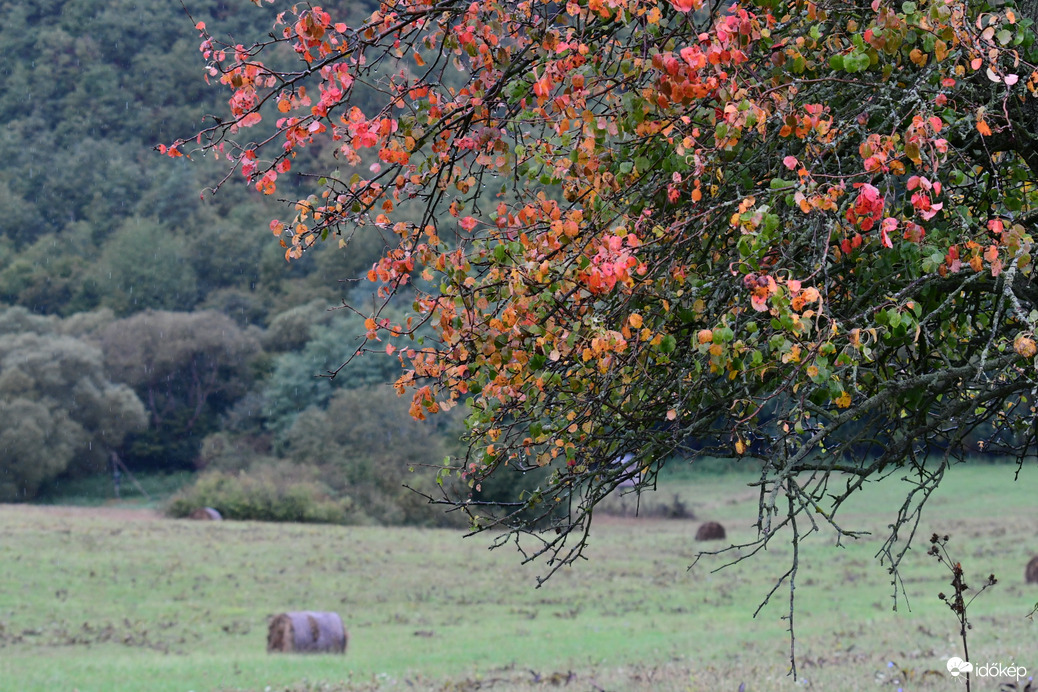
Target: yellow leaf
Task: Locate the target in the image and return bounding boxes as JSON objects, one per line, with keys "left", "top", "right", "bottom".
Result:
{"left": 1014, "top": 334, "right": 1036, "bottom": 358}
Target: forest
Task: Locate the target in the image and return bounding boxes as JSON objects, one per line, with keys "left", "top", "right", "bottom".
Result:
{"left": 3, "top": 0, "right": 1032, "bottom": 532}
{"left": 0, "top": 0, "right": 484, "bottom": 524}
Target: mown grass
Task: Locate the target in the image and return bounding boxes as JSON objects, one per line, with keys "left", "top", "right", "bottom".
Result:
{"left": 2, "top": 464, "right": 1036, "bottom": 691}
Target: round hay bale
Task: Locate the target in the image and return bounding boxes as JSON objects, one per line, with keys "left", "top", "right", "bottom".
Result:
{"left": 696, "top": 521, "right": 726, "bottom": 541}
{"left": 189, "top": 507, "right": 222, "bottom": 520}
{"left": 267, "top": 612, "right": 347, "bottom": 654}
{"left": 1026, "top": 556, "right": 1038, "bottom": 584}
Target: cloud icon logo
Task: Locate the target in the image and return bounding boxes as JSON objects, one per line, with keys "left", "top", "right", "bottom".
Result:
{"left": 947, "top": 657, "right": 974, "bottom": 676}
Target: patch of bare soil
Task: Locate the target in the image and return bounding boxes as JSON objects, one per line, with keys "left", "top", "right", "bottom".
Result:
{"left": 1, "top": 504, "right": 162, "bottom": 522}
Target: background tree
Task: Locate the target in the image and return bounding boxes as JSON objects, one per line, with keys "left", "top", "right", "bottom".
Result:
{"left": 277, "top": 385, "right": 461, "bottom": 525}
{"left": 100, "top": 310, "right": 261, "bottom": 469}
{"left": 0, "top": 308, "right": 147, "bottom": 500}
{"left": 176, "top": 0, "right": 1038, "bottom": 656}
{"left": 0, "top": 0, "right": 408, "bottom": 491}
{"left": 261, "top": 306, "right": 412, "bottom": 434}
{"left": 91, "top": 217, "right": 201, "bottom": 315}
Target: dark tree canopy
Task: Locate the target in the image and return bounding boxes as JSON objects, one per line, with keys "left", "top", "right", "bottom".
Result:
{"left": 100, "top": 309, "right": 260, "bottom": 469}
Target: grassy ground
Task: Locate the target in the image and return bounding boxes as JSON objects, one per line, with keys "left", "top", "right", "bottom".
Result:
{"left": 32, "top": 471, "right": 194, "bottom": 508}
{"left": 1, "top": 464, "right": 1035, "bottom": 691}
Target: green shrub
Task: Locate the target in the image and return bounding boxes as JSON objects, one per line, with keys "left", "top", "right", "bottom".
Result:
{"left": 165, "top": 463, "right": 359, "bottom": 524}
{"left": 276, "top": 386, "right": 468, "bottom": 528}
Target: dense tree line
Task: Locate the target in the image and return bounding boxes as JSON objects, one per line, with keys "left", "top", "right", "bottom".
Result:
{"left": 0, "top": 0, "right": 383, "bottom": 320}
{"left": 0, "top": 308, "right": 146, "bottom": 500}
{"left": 0, "top": 0, "right": 462, "bottom": 524}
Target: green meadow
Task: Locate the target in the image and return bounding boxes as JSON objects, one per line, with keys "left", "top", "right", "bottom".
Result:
{"left": 1, "top": 464, "right": 1035, "bottom": 691}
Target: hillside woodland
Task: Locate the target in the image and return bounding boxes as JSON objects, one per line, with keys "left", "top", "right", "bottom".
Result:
{"left": 0, "top": 0, "right": 479, "bottom": 524}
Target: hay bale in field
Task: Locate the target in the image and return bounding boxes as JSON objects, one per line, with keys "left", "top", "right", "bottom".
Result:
{"left": 696, "top": 521, "right": 726, "bottom": 541}
{"left": 1026, "top": 556, "right": 1038, "bottom": 584}
{"left": 189, "top": 507, "right": 222, "bottom": 520}
{"left": 267, "top": 612, "right": 347, "bottom": 654}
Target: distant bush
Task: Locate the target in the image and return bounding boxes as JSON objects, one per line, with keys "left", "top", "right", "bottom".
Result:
{"left": 276, "top": 386, "right": 467, "bottom": 528}
{"left": 179, "top": 384, "right": 471, "bottom": 527}
{"left": 166, "top": 464, "right": 359, "bottom": 524}
{"left": 197, "top": 430, "right": 275, "bottom": 473}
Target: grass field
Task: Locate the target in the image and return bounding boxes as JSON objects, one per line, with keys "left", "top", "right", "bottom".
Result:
{"left": 32, "top": 471, "right": 195, "bottom": 508}
{"left": 1, "top": 464, "right": 1036, "bottom": 691}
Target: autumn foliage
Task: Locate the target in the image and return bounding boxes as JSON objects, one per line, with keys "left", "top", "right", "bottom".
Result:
{"left": 175, "top": 0, "right": 1038, "bottom": 575}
